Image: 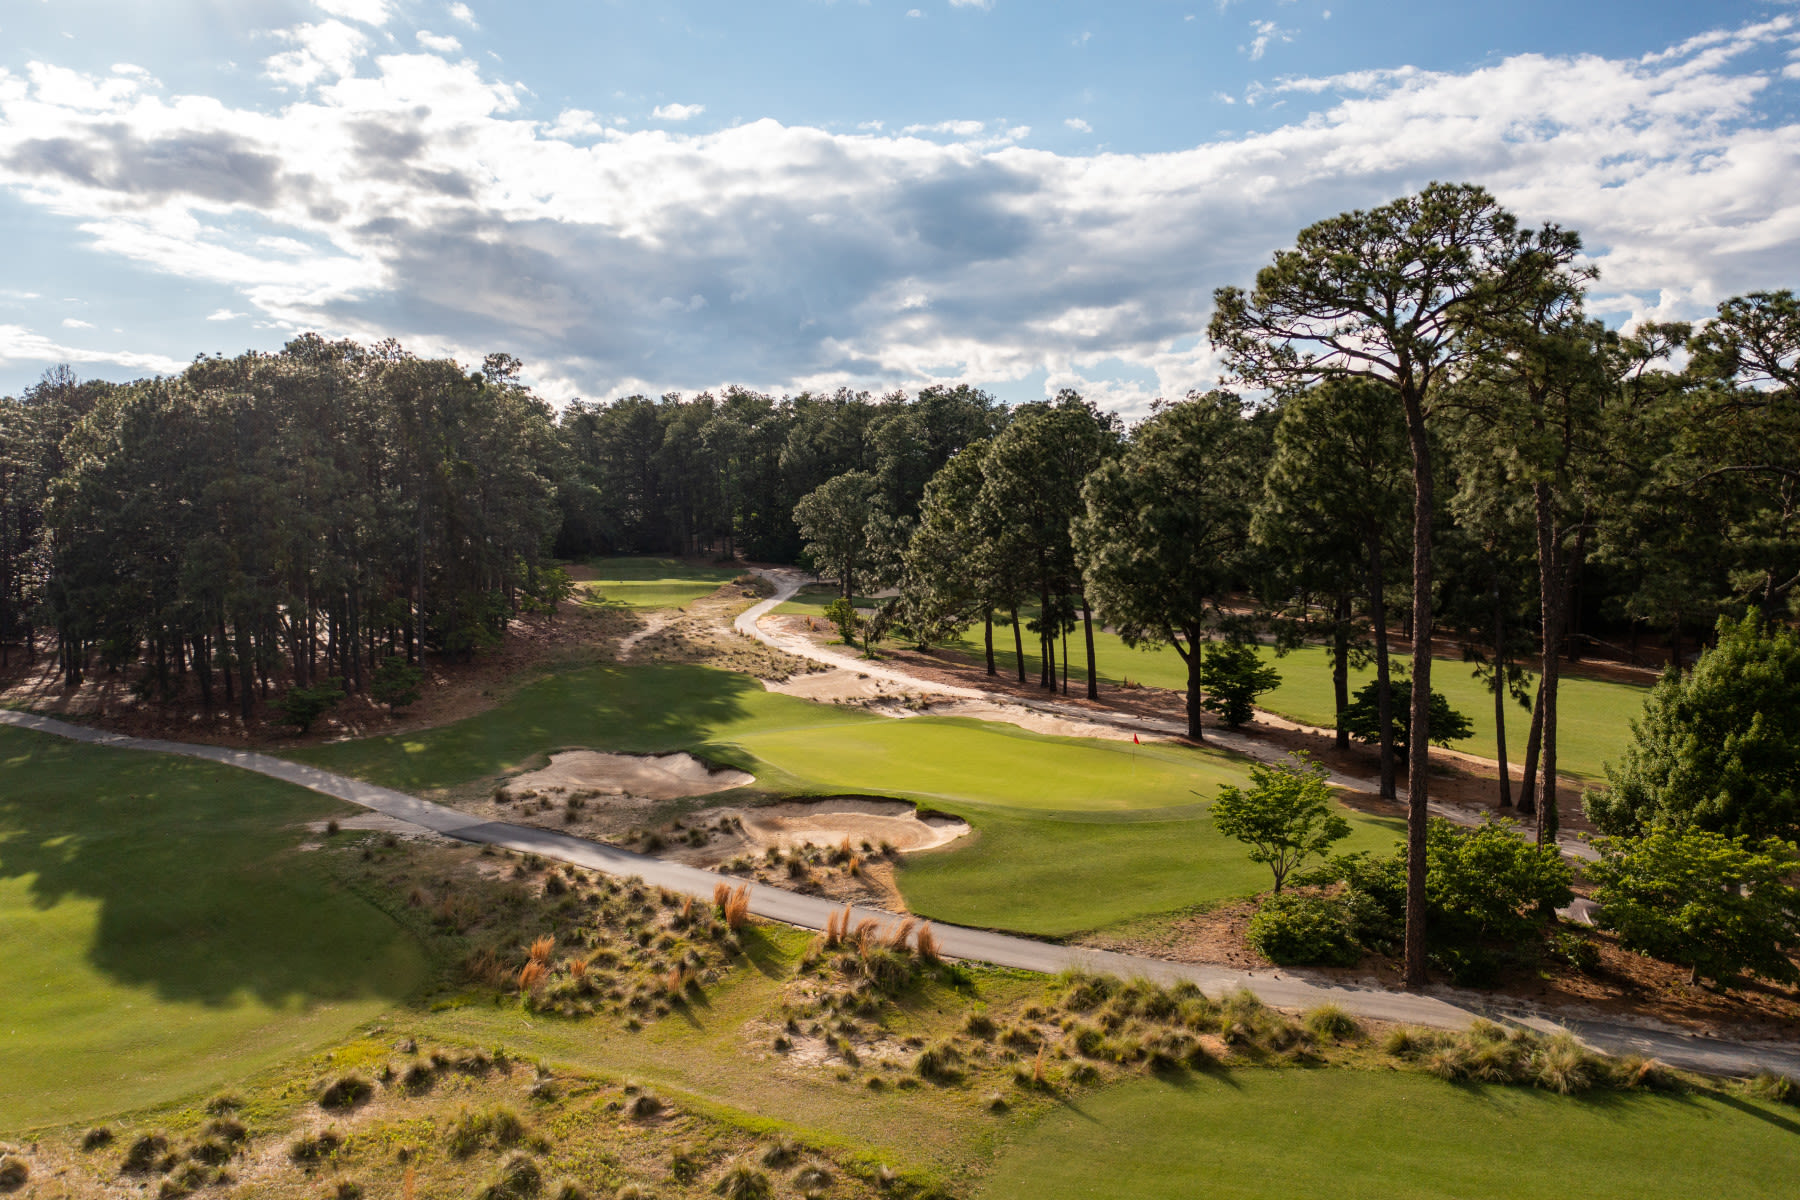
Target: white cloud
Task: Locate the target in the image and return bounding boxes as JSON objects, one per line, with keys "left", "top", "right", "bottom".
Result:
{"left": 0, "top": 325, "right": 184, "bottom": 374}
{"left": 906, "top": 8, "right": 923, "bottom": 17}
{"left": 1064, "top": 117, "right": 1092, "bottom": 132}
{"left": 314, "top": 0, "right": 392, "bottom": 25}
{"left": 1245, "top": 18, "right": 1294, "bottom": 61}
{"left": 61, "top": 317, "right": 93, "bottom": 328}
{"left": 417, "top": 31, "right": 463, "bottom": 54}
{"left": 448, "top": 3, "right": 479, "bottom": 28}
{"left": 948, "top": 0, "right": 994, "bottom": 8}
{"left": 651, "top": 102, "right": 704, "bottom": 121}
{"left": 857, "top": 119, "right": 885, "bottom": 131}
{"left": 206, "top": 308, "right": 246, "bottom": 321}
{"left": 901, "top": 118, "right": 985, "bottom": 136}
{"left": 0, "top": 17, "right": 1797, "bottom": 414}
{"left": 265, "top": 21, "right": 368, "bottom": 87}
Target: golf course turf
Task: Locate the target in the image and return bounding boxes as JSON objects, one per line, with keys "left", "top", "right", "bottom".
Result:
{"left": 577, "top": 555, "right": 745, "bottom": 610}
{"left": 0, "top": 725, "right": 425, "bottom": 1129}
{"left": 981, "top": 1069, "right": 1800, "bottom": 1200}
{"left": 293, "top": 661, "right": 1401, "bottom": 933}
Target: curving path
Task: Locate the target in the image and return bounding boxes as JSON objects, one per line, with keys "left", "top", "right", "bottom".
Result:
{"left": 3, "top": 706, "right": 1796, "bottom": 1079}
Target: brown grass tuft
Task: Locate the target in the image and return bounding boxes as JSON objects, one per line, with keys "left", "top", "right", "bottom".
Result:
{"left": 517, "top": 960, "right": 549, "bottom": 992}
{"left": 568, "top": 958, "right": 588, "bottom": 982}
{"left": 714, "top": 881, "right": 733, "bottom": 911}
{"left": 851, "top": 917, "right": 879, "bottom": 952}
{"left": 528, "top": 935, "right": 555, "bottom": 963}
{"left": 883, "top": 918, "right": 916, "bottom": 951}
{"left": 914, "top": 923, "right": 940, "bottom": 963}
{"left": 723, "top": 884, "right": 752, "bottom": 931}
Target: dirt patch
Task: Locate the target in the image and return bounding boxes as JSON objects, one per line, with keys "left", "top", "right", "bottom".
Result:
{"left": 297, "top": 812, "right": 445, "bottom": 850}
{"left": 733, "top": 798, "right": 969, "bottom": 855}
{"left": 507, "top": 750, "right": 754, "bottom": 801}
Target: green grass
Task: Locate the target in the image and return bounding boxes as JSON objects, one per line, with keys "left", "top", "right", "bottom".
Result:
{"left": 0, "top": 727, "right": 426, "bottom": 1129}
{"left": 770, "top": 583, "right": 883, "bottom": 617}
{"left": 576, "top": 555, "right": 742, "bottom": 609}
{"left": 982, "top": 1070, "right": 1800, "bottom": 1200}
{"left": 295, "top": 662, "right": 1400, "bottom": 933}
{"left": 938, "top": 625, "right": 1649, "bottom": 781}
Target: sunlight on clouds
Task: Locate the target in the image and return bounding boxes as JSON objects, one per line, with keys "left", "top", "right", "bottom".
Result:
{"left": 417, "top": 31, "right": 463, "bottom": 55}
{"left": 0, "top": 324, "right": 184, "bottom": 373}
{"left": 314, "top": 0, "right": 392, "bottom": 26}
{"left": 0, "top": 15, "right": 1796, "bottom": 413}
{"left": 651, "top": 102, "right": 705, "bottom": 121}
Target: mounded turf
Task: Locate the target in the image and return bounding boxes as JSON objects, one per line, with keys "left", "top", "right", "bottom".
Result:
{"left": 938, "top": 627, "right": 1649, "bottom": 780}
{"left": 294, "top": 662, "right": 1401, "bottom": 934}
{"left": 982, "top": 1070, "right": 1800, "bottom": 1200}
{"left": 0, "top": 726, "right": 426, "bottom": 1129}
{"left": 577, "top": 555, "right": 743, "bottom": 609}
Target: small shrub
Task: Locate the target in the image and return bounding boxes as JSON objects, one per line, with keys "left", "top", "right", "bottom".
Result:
{"left": 204, "top": 1117, "right": 247, "bottom": 1144}
{"left": 1303, "top": 1004, "right": 1363, "bottom": 1042}
{"left": 914, "top": 1042, "right": 964, "bottom": 1083}
{"left": 318, "top": 1073, "right": 374, "bottom": 1111}
{"left": 277, "top": 676, "right": 346, "bottom": 733}
{"left": 759, "top": 1139, "right": 799, "bottom": 1168}
{"left": 963, "top": 1013, "right": 997, "bottom": 1039}
{"left": 0, "top": 1157, "right": 27, "bottom": 1192}
{"left": 123, "top": 1133, "right": 171, "bottom": 1173}
{"left": 1548, "top": 928, "right": 1601, "bottom": 974}
{"left": 1529, "top": 1032, "right": 1596, "bottom": 1095}
{"left": 288, "top": 1130, "right": 342, "bottom": 1166}
{"left": 187, "top": 1139, "right": 231, "bottom": 1167}
{"left": 1247, "top": 894, "right": 1360, "bottom": 966}
{"left": 715, "top": 1165, "right": 771, "bottom": 1200}
{"left": 478, "top": 1153, "right": 544, "bottom": 1200}
{"left": 81, "top": 1127, "right": 114, "bottom": 1151}
{"left": 1748, "top": 1071, "right": 1798, "bottom": 1105}
{"left": 370, "top": 655, "right": 425, "bottom": 710}
{"left": 629, "top": 1093, "right": 663, "bottom": 1119}
{"left": 794, "top": 1164, "right": 833, "bottom": 1192}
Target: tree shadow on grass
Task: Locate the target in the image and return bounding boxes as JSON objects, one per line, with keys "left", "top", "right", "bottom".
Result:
{"left": 0, "top": 727, "right": 423, "bottom": 1010}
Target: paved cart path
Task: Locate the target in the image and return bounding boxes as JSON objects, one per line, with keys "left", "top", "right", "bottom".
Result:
{"left": 4, "top": 706, "right": 1796, "bottom": 1080}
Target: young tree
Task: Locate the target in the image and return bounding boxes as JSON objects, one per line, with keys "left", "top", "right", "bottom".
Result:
{"left": 1196, "top": 641, "right": 1282, "bottom": 729}
{"left": 1588, "top": 828, "right": 1800, "bottom": 988}
{"left": 1210, "top": 182, "right": 1584, "bottom": 986}
{"left": 1212, "top": 753, "right": 1351, "bottom": 893}
{"left": 1074, "top": 391, "right": 1265, "bottom": 737}
{"left": 793, "top": 470, "right": 891, "bottom": 598}
{"left": 1588, "top": 614, "right": 1800, "bottom": 842}
{"left": 1341, "top": 677, "right": 1475, "bottom": 762}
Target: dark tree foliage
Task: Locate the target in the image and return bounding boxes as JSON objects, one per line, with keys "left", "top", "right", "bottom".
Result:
{"left": 1341, "top": 677, "right": 1475, "bottom": 762}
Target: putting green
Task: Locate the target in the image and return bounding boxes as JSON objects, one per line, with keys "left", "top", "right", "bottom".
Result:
{"left": 576, "top": 555, "right": 742, "bottom": 609}
{"left": 937, "top": 627, "right": 1649, "bottom": 780}
{"left": 0, "top": 726, "right": 425, "bottom": 1129}
{"left": 297, "top": 663, "right": 1401, "bottom": 933}
{"left": 982, "top": 1070, "right": 1800, "bottom": 1200}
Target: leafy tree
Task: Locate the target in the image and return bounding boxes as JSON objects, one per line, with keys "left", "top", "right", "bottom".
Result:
{"left": 1588, "top": 828, "right": 1800, "bottom": 988}
{"left": 278, "top": 676, "right": 346, "bottom": 733}
{"left": 1341, "top": 677, "right": 1475, "bottom": 763}
{"left": 1588, "top": 614, "right": 1800, "bottom": 842}
{"left": 1211, "top": 181, "right": 1585, "bottom": 986}
{"left": 1196, "top": 641, "right": 1281, "bottom": 729}
{"left": 370, "top": 655, "right": 425, "bottom": 711}
{"left": 822, "top": 597, "right": 860, "bottom": 646}
{"left": 793, "top": 470, "right": 891, "bottom": 599}
{"left": 1212, "top": 753, "right": 1351, "bottom": 893}
{"left": 1074, "top": 391, "right": 1264, "bottom": 735}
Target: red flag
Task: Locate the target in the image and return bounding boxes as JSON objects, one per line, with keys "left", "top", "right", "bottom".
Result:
{"left": 1133, "top": 734, "right": 1140, "bottom": 745}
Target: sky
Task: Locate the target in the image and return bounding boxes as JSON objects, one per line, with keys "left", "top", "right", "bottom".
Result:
{"left": 1, "top": 0, "right": 1797, "bottom": 413}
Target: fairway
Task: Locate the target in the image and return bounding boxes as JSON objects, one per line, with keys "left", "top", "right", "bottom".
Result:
{"left": 982, "top": 1070, "right": 1800, "bottom": 1200}
{"left": 577, "top": 555, "right": 743, "bottom": 609}
{"left": 297, "top": 662, "right": 1401, "bottom": 933}
{"left": 937, "top": 626, "right": 1649, "bottom": 780}
{"left": 0, "top": 727, "right": 425, "bottom": 1129}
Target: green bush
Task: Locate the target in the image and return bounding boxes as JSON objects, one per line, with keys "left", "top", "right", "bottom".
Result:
{"left": 1196, "top": 641, "right": 1281, "bottom": 728}
{"left": 1341, "top": 676, "right": 1474, "bottom": 760}
{"left": 278, "top": 676, "right": 346, "bottom": 732}
{"left": 1246, "top": 893, "right": 1360, "bottom": 966}
{"left": 370, "top": 655, "right": 425, "bottom": 711}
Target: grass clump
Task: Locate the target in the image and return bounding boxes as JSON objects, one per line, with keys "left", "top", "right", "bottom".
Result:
{"left": 122, "top": 1133, "right": 171, "bottom": 1174}
{"left": 447, "top": 1106, "right": 528, "bottom": 1158}
{"left": 1303, "top": 1004, "right": 1363, "bottom": 1043}
{"left": 80, "top": 1127, "right": 114, "bottom": 1151}
{"left": 914, "top": 1041, "right": 965, "bottom": 1084}
{"left": 1748, "top": 1071, "right": 1798, "bottom": 1105}
{"left": 716, "top": 1164, "right": 772, "bottom": 1200}
{"left": 318, "top": 1072, "right": 374, "bottom": 1110}
{"left": 288, "top": 1130, "right": 342, "bottom": 1166}
{"left": 478, "top": 1153, "right": 544, "bottom": 1200}
{"left": 0, "top": 1157, "right": 27, "bottom": 1192}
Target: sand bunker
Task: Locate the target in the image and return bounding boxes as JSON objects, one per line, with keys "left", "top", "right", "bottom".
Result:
{"left": 735, "top": 798, "right": 969, "bottom": 855}
{"left": 510, "top": 750, "right": 754, "bottom": 801}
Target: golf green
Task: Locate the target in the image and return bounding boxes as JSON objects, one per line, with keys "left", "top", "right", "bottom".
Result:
{"left": 0, "top": 726, "right": 425, "bottom": 1129}
{"left": 576, "top": 555, "right": 743, "bottom": 609}
{"left": 982, "top": 1070, "right": 1800, "bottom": 1199}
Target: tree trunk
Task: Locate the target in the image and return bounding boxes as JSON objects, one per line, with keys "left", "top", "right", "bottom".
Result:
{"left": 1401, "top": 401, "right": 1435, "bottom": 991}
{"left": 1533, "top": 481, "right": 1564, "bottom": 847}
{"left": 1060, "top": 622, "right": 1069, "bottom": 695}
{"left": 983, "top": 610, "right": 996, "bottom": 676}
{"left": 1332, "top": 591, "right": 1351, "bottom": 752}
{"left": 1518, "top": 684, "right": 1544, "bottom": 815}
{"left": 1366, "top": 532, "right": 1397, "bottom": 801}
{"left": 1010, "top": 607, "right": 1026, "bottom": 684}
{"left": 1038, "top": 579, "right": 1054, "bottom": 691}
{"left": 1494, "top": 581, "right": 1512, "bottom": 808}
{"left": 1178, "top": 628, "right": 1204, "bottom": 741}
{"left": 1082, "top": 599, "right": 1098, "bottom": 701}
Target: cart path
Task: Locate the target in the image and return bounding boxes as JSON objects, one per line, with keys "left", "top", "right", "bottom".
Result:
{"left": 4, "top": 707, "right": 1796, "bottom": 1080}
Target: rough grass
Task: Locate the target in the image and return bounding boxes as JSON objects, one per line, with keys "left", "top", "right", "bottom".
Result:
{"left": 0, "top": 726, "right": 426, "bottom": 1130}
{"left": 980, "top": 1069, "right": 1800, "bottom": 1200}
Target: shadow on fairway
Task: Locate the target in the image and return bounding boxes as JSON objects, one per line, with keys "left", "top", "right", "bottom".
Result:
{"left": 0, "top": 727, "right": 423, "bottom": 1010}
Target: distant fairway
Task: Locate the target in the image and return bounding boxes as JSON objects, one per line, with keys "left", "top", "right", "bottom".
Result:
{"left": 297, "top": 662, "right": 1402, "bottom": 934}
{"left": 577, "top": 555, "right": 742, "bottom": 609}
{"left": 0, "top": 726, "right": 425, "bottom": 1129}
{"left": 983, "top": 1070, "right": 1800, "bottom": 1200}
{"left": 938, "top": 625, "right": 1650, "bottom": 780}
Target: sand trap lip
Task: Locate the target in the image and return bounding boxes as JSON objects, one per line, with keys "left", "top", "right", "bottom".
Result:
{"left": 510, "top": 750, "right": 754, "bottom": 800}
{"left": 735, "top": 796, "right": 969, "bottom": 854}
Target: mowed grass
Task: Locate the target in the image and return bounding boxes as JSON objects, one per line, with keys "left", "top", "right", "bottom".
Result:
{"left": 576, "top": 555, "right": 742, "bottom": 609}
{"left": 295, "top": 662, "right": 1401, "bottom": 933}
{"left": 0, "top": 726, "right": 425, "bottom": 1129}
{"left": 771, "top": 582, "right": 884, "bottom": 617}
{"left": 983, "top": 1070, "right": 1800, "bottom": 1200}
{"left": 937, "top": 625, "right": 1649, "bottom": 781}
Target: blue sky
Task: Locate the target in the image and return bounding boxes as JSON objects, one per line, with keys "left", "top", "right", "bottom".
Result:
{"left": 2, "top": 0, "right": 1797, "bottom": 410}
